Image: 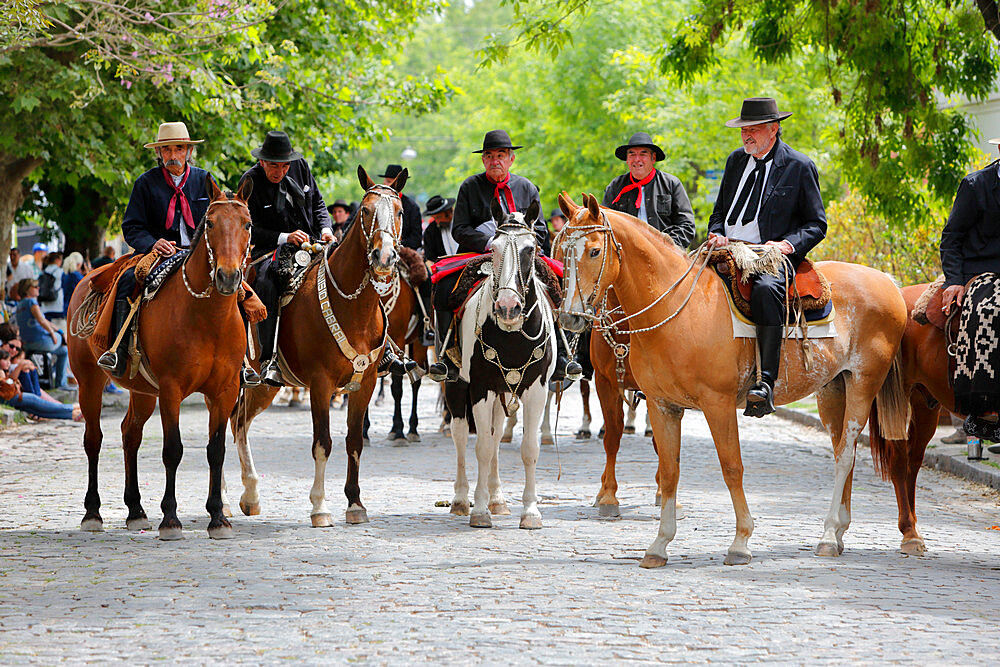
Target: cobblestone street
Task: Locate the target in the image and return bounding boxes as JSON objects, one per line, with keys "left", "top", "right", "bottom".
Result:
{"left": 2, "top": 384, "right": 1000, "bottom": 664}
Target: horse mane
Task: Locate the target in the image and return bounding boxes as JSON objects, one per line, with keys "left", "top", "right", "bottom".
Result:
{"left": 189, "top": 191, "right": 240, "bottom": 249}
{"left": 600, "top": 205, "right": 687, "bottom": 259}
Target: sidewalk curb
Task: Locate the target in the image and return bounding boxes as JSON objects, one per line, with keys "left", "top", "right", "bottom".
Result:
{"left": 773, "top": 407, "right": 1000, "bottom": 492}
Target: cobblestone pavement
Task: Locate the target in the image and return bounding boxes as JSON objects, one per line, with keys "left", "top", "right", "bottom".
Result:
{"left": 2, "top": 383, "right": 999, "bottom": 665}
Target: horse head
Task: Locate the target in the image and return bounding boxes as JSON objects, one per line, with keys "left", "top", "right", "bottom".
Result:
{"left": 553, "top": 192, "right": 621, "bottom": 332}
{"left": 490, "top": 198, "right": 540, "bottom": 332}
{"left": 200, "top": 175, "right": 253, "bottom": 296}
{"left": 356, "top": 165, "right": 405, "bottom": 285}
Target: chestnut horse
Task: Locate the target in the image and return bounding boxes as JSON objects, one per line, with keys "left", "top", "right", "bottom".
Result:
{"left": 867, "top": 283, "right": 956, "bottom": 555}
{"left": 67, "top": 177, "right": 253, "bottom": 540}
{"left": 555, "top": 193, "right": 910, "bottom": 567}
{"left": 229, "top": 166, "right": 404, "bottom": 526}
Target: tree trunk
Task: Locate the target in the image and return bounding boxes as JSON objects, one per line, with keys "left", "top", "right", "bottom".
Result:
{"left": 978, "top": 1, "right": 1000, "bottom": 41}
{"left": 0, "top": 152, "right": 44, "bottom": 301}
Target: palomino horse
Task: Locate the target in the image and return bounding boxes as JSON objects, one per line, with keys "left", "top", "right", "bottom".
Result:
{"left": 446, "top": 200, "right": 556, "bottom": 529}
{"left": 555, "top": 193, "right": 910, "bottom": 567}
{"left": 230, "top": 166, "right": 404, "bottom": 526}
{"left": 383, "top": 266, "right": 430, "bottom": 442}
{"left": 67, "top": 177, "right": 253, "bottom": 539}
{"left": 867, "top": 283, "right": 958, "bottom": 555}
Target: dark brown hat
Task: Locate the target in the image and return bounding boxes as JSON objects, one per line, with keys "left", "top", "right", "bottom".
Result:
{"left": 423, "top": 195, "right": 455, "bottom": 216}
{"left": 378, "top": 164, "right": 404, "bottom": 179}
{"left": 725, "top": 97, "right": 792, "bottom": 128}
{"left": 614, "top": 132, "right": 665, "bottom": 161}
{"left": 473, "top": 129, "right": 522, "bottom": 153}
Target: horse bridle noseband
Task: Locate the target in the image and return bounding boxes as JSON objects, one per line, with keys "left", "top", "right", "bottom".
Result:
{"left": 182, "top": 198, "right": 252, "bottom": 299}
{"left": 553, "top": 210, "right": 623, "bottom": 325}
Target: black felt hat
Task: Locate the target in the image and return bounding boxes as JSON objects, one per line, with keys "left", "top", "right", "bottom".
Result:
{"left": 328, "top": 198, "right": 350, "bottom": 213}
{"left": 550, "top": 209, "right": 567, "bottom": 221}
{"left": 614, "top": 132, "right": 665, "bottom": 162}
{"left": 473, "top": 129, "right": 522, "bottom": 153}
{"left": 378, "top": 164, "right": 405, "bottom": 179}
{"left": 725, "top": 97, "right": 792, "bottom": 128}
{"left": 423, "top": 195, "right": 456, "bottom": 216}
{"left": 251, "top": 131, "right": 303, "bottom": 162}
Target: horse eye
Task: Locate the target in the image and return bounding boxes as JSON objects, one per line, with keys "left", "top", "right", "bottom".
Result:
{"left": 206, "top": 221, "right": 214, "bottom": 229}
{"left": 245, "top": 222, "right": 252, "bottom": 230}
{"left": 589, "top": 247, "right": 600, "bottom": 258}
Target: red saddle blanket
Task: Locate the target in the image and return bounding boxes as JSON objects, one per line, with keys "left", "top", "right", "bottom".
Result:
{"left": 430, "top": 253, "right": 563, "bottom": 283}
{"left": 725, "top": 259, "right": 825, "bottom": 303}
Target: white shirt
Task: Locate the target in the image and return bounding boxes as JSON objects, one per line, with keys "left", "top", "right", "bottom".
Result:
{"left": 637, "top": 189, "right": 648, "bottom": 223}
{"left": 171, "top": 171, "right": 192, "bottom": 247}
{"left": 441, "top": 225, "right": 459, "bottom": 256}
{"left": 724, "top": 155, "right": 773, "bottom": 244}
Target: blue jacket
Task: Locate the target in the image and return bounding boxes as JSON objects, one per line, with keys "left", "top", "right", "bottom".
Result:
{"left": 122, "top": 166, "right": 214, "bottom": 254}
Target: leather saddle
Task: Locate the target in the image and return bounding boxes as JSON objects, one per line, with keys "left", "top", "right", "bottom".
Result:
{"left": 911, "top": 276, "right": 958, "bottom": 331}
{"left": 712, "top": 253, "right": 832, "bottom": 322}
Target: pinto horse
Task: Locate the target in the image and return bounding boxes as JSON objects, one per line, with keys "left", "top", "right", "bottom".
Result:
{"left": 229, "top": 166, "right": 404, "bottom": 526}
{"left": 446, "top": 200, "right": 556, "bottom": 529}
{"left": 555, "top": 193, "right": 910, "bottom": 567}
{"left": 67, "top": 177, "right": 253, "bottom": 540}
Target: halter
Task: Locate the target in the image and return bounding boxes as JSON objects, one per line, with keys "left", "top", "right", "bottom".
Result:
{"left": 553, "top": 208, "right": 623, "bottom": 324}
{"left": 182, "top": 198, "right": 252, "bottom": 299}
{"left": 325, "top": 183, "right": 402, "bottom": 300}
{"left": 490, "top": 221, "right": 538, "bottom": 314}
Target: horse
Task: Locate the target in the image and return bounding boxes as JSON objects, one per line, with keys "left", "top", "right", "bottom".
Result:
{"left": 67, "top": 176, "right": 253, "bottom": 540}
{"left": 445, "top": 199, "right": 556, "bottom": 529}
{"left": 867, "top": 283, "right": 958, "bottom": 555}
{"left": 382, "top": 260, "right": 431, "bottom": 443}
{"left": 229, "top": 166, "right": 404, "bottom": 526}
{"left": 554, "top": 193, "right": 911, "bottom": 567}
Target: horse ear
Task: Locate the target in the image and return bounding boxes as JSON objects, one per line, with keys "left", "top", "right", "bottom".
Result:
{"left": 392, "top": 168, "right": 408, "bottom": 193}
{"left": 206, "top": 174, "right": 224, "bottom": 201}
{"left": 525, "top": 199, "right": 540, "bottom": 226}
{"left": 585, "top": 192, "right": 600, "bottom": 220}
{"left": 357, "top": 165, "right": 375, "bottom": 191}
{"left": 236, "top": 175, "right": 253, "bottom": 202}
{"left": 490, "top": 197, "right": 505, "bottom": 223}
{"left": 558, "top": 191, "right": 578, "bottom": 219}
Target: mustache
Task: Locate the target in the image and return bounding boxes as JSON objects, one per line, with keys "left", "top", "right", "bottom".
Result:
{"left": 163, "top": 159, "right": 184, "bottom": 167}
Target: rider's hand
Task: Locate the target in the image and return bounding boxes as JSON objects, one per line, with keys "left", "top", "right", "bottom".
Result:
{"left": 706, "top": 232, "right": 729, "bottom": 249}
{"left": 152, "top": 239, "right": 176, "bottom": 256}
{"left": 942, "top": 284, "right": 966, "bottom": 315}
{"left": 319, "top": 229, "right": 334, "bottom": 243}
{"left": 287, "top": 230, "right": 310, "bottom": 246}
{"left": 764, "top": 239, "right": 794, "bottom": 255}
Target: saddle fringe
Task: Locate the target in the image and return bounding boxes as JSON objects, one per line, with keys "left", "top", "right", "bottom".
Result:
{"left": 911, "top": 275, "right": 945, "bottom": 325}
{"left": 729, "top": 243, "right": 784, "bottom": 282}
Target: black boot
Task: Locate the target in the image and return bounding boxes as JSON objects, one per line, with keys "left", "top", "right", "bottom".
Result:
{"left": 97, "top": 271, "right": 136, "bottom": 378}
{"left": 378, "top": 346, "right": 416, "bottom": 377}
{"left": 744, "top": 325, "right": 782, "bottom": 418}
{"left": 427, "top": 310, "right": 459, "bottom": 382}
{"left": 256, "top": 311, "right": 284, "bottom": 387}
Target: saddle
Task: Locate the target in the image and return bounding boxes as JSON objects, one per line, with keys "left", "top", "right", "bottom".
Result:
{"left": 444, "top": 254, "right": 563, "bottom": 313}
{"left": 87, "top": 253, "right": 160, "bottom": 350}
{"left": 711, "top": 250, "right": 832, "bottom": 323}
{"left": 271, "top": 243, "right": 325, "bottom": 304}
{"left": 911, "top": 276, "right": 953, "bottom": 330}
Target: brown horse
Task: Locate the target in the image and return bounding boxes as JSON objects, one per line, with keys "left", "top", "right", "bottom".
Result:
{"left": 868, "top": 283, "right": 956, "bottom": 555}
{"left": 555, "top": 193, "right": 910, "bottom": 567}
{"left": 67, "top": 177, "right": 253, "bottom": 540}
{"left": 230, "top": 166, "right": 404, "bottom": 526}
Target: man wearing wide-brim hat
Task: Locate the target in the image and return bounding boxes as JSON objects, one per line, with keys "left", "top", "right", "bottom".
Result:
{"left": 326, "top": 199, "right": 351, "bottom": 241}
{"left": 239, "top": 130, "right": 335, "bottom": 386}
{"left": 705, "top": 97, "right": 827, "bottom": 419}
{"left": 602, "top": 132, "right": 695, "bottom": 248}
{"left": 421, "top": 195, "right": 457, "bottom": 267}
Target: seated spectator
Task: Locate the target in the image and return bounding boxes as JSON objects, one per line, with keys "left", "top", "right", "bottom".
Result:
{"left": 14, "top": 278, "right": 71, "bottom": 391}
{"left": 1, "top": 350, "right": 81, "bottom": 421}
{"left": 2, "top": 334, "right": 58, "bottom": 403}
{"left": 61, "top": 252, "right": 86, "bottom": 318}
{"left": 39, "top": 251, "right": 65, "bottom": 322}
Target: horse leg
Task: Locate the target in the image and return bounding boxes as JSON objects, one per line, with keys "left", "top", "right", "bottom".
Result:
{"left": 229, "top": 385, "right": 277, "bottom": 517}
{"left": 389, "top": 373, "right": 405, "bottom": 441}
{"left": 307, "top": 383, "right": 336, "bottom": 527}
{"left": 897, "top": 399, "right": 937, "bottom": 554}
{"left": 78, "top": 366, "right": 106, "bottom": 532}
{"left": 624, "top": 391, "right": 637, "bottom": 434}
{"left": 407, "top": 377, "right": 421, "bottom": 442}
{"left": 644, "top": 411, "right": 653, "bottom": 438}
{"left": 157, "top": 392, "right": 185, "bottom": 540}
{"left": 593, "top": 372, "right": 624, "bottom": 516}
{"left": 540, "top": 390, "right": 554, "bottom": 445}
{"left": 518, "top": 383, "right": 546, "bottom": 529}
{"left": 343, "top": 378, "right": 372, "bottom": 524}
{"left": 204, "top": 390, "right": 236, "bottom": 539}
{"left": 470, "top": 398, "right": 497, "bottom": 528}
{"left": 576, "top": 379, "right": 592, "bottom": 439}
{"left": 445, "top": 381, "right": 471, "bottom": 516}
{"left": 702, "top": 399, "right": 754, "bottom": 566}
{"left": 639, "top": 398, "right": 685, "bottom": 568}
{"left": 500, "top": 403, "right": 517, "bottom": 443}
{"left": 122, "top": 393, "right": 157, "bottom": 531}
{"left": 487, "top": 399, "right": 509, "bottom": 515}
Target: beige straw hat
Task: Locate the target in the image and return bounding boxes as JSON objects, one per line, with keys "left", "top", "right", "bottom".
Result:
{"left": 144, "top": 122, "right": 205, "bottom": 149}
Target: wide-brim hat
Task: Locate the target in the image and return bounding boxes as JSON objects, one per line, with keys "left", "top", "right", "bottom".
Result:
{"left": 550, "top": 209, "right": 567, "bottom": 221}
{"left": 423, "top": 195, "right": 456, "bottom": 216}
{"left": 144, "top": 122, "right": 204, "bottom": 149}
{"left": 725, "top": 97, "right": 792, "bottom": 128}
{"left": 988, "top": 137, "right": 1000, "bottom": 145}
{"left": 379, "top": 164, "right": 404, "bottom": 179}
{"left": 328, "top": 198, "right": 351, "bottom": 213}
{"left": 251, "top": 130, "right": 303, "bottom": 162}
{"left": 614, "top": 132, "right": 665, "bottom": 161}
{"left": 473, "top": 129, "right": 522, "bottom": 153}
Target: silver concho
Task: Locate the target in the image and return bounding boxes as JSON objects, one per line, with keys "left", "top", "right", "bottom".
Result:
{"left": 352, "top": 355, "right": 371, "bottom": 372}
{"left": 484, "top": 348, "right": 497, "bottom": 360}
{"left": 505, "top": 370, "right": 522, "bottom": 385}
{"left": 295, "top": 250, "right": 311, "bottom": 267}
{"left": 344, "top": 380, "right": 362, "bottom": 392}
{"left": 531, "top": 347, "right": 544, "bottom": 360}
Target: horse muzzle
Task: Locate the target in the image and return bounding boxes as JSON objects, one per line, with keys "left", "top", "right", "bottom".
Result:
{"left": 494, "top": 293, "right": 524, "bottom": 331}
{"left": 370, "top": 246, "right": 397, "bottom": 275}
{"left": 214, "top": 267, "right": 242, "bottom": 296}
{"left": 559, "top": 311, "right": 588, "bottom": 332}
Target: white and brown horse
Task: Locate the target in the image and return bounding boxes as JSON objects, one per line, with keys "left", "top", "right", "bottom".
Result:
{"left": 554, "top": 193, "right": 910, "bottom": 567}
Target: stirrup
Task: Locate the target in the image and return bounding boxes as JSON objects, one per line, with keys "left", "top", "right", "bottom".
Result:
{"left": 262, "top": 360, "right": 285, "bottom": 387}
{"left": 743, "top": 382, "right": 775, "bottom": 418}
{"left": 565, "top": 360, "right": 583, "bottom": 382}
{"left": 427, "top": 360, "right": 458, "bottom": 383}
{"left": 241, "top": 366, "right": 262, "bottom": 387}
{"left": 97, "top": 350, "right": 118, "bottom": 371}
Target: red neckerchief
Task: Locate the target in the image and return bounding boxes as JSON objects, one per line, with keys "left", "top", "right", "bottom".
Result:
{"left": 161, "top": 165, "right": 194, "bottom": 230}
{"left": 611, "top": 169, "right": 656, "bottom": 209}
{"left": 491, "top": 173, "right": 517, "bottom": 213}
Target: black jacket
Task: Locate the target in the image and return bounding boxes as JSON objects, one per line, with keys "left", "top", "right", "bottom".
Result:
{"left": 400, "top": 193, "right": 423, "bottom": 251}
{"left": 239, "top": 160, "right": 331, "bottom": 259}
{"left": 602, "top": 170, "right": 696, "bottom": 248}
{"left": 708, "top": 139, "right": 826, "bottom": 268}
{"left": 423, "top": 223, "right": 448, "bottom": 264}
{"left": 452, "top": 172, "right": 550, "bottom": 255}
{"left": 941, "top": 162, "right": 1000, "bottom": 287}
{"left": 122, "top": 166, "right": 214, "bottom": 254}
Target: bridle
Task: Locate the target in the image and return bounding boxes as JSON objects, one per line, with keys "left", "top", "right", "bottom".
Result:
{"left": 490, "top": 221, "right": 538, "bottom": 320}
{"left": 553, "top": 209, "right": 623, "bottom": 325}
{"left": 325, "top": 183, "right": 402, "bottom": 300}
{"left": 182, "top": 198, "right": 252, "bottom": 299}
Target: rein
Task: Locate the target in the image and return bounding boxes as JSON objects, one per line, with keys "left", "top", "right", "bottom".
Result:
{"left": 181, "top": 198, "right": 251, "bottom": 299}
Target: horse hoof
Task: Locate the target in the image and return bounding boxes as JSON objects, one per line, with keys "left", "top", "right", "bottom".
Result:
{"left": 815, "top": 541, "right": 841, "bottom": 557}
{"left": 239, "top": 501, "right": 261, "bottom": 516}
{"left": 450, "top": 501, "right": 470, "bottom": 516}
{"left": 311, "top": 513, "right": 334, "bottom": 528}
{"left": 387, "top": 432, "right": 406, "bottom": 443}
{"left": 644, "top": 428, "right": 653, "bottom": 437}
{"left": 597, "top": 504, "right": 621, "bottom": 518}
{"left": 158, "top": 526, "right": 183, "bottom": 541}
{"left": 639, "top": 554, "right": 667, "bottom": 569}
{"left": 221, "top": 505, "right": 233, "bottom": 518}
{"left": 519, "top": 514, "right": 542, "bottom": 530}
{"left": 540, "top": 434, "right": 554, "bottom": 445}
{"left": 488, "top": 501, "right": 511, "bottom": 515}
{"left": 500, "top": 434, "right": 513, "bottom": 444}
{"left": 80, "top": 517, "right": 104, "bottom": 532}
{"left": 575, "top": 430, "right": 591, "bottom": 440}
{"left": 126, "top": 517, "right": 151, "bottom": 531}
{"left": 724, "top": 551, "right": 752, "bottom": 566}
{"left": 346, "top": 508, "right": 369, "bottom": 524}
{"left": 208, "top": 523, "right": 234, "bottom": 540}
{"left": 901, "top": 538, "right": 927, "bottom": 555}
{"left": 406, "top": 432, "right": 421, "bottom": 442}
{"left": 623, "top": 425, "right": 636, "bottom": 435}
{"left": 470, "top": 512, "right": 492, "bottom": 528}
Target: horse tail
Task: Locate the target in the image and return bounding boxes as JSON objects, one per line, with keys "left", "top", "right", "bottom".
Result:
{"left": 869, "top": 349, "right": 911, "bottom": 480}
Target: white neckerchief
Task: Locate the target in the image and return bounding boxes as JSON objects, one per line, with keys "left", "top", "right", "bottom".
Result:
{"left": 441, "top": 224, "right": 459, "bottom": 255}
